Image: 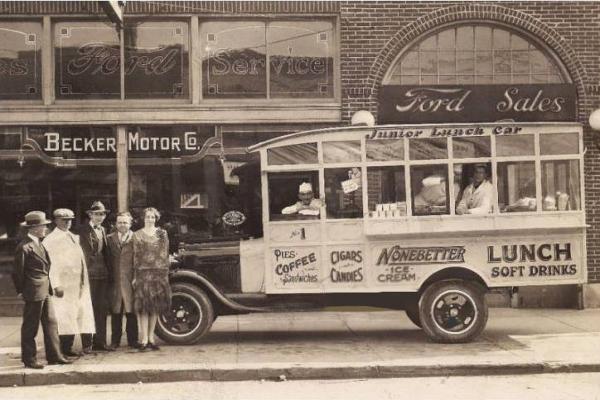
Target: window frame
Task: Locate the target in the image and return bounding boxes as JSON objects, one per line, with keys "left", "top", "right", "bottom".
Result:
{"left": 259, "top": 124, "right": 585, "bottom": 225}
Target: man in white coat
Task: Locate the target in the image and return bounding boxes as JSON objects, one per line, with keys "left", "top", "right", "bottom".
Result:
{"left": 456, "top": 164, "right": 494, "bottom": 215}
{"left": 44, "top": 208, "right": 95, "bottom": 357}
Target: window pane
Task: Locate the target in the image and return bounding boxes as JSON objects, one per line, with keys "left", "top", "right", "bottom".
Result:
{"left": 453, "top": 136, "right": 491, "bottom": 158}
{"left": 201, "top": 21, "right": 266, "bottom": 98}
{"left": 131, "top": 155, "right": 262, "bottom": 244}
{"left": 511, "top": 35, "right": 529, "bottom": 50}
{"left": 269, "top": 21, "right": 334, "bottom": 98}
{"left": 493, "top": 50, "right": 511, "bottom": 74}
{"left": 542, "top": 160, "right": 580, "bottom": 211}
{"left": 454, "top": 163, "right": 493, "bottom": 215}
{"left": 457, "top": 51, "right": 474, "bottom": 75}
{"left": 493, "top": 29, "right": 510, "bottom": 49}
{"left": 367, "top": 166, "right": 406, "bottom": 218}
{"left": 55, "top": 21, "right": 120, "bottom": 99}
{"left": 0, "top": 158, "right": 117, "bottom": 240}
{"left": 439, "top": 51, "right": 456, "bottom": 75}
{"left": 531, "top": 50, "right": 548, "bottom": 74}
{"left": 411, "top": 165, "right": 449, "bottom": 216}
{"left": 323, "top": 141, "right": 361, "bottom": 163}
{"left": 512, "top": 50, "right": 530, "bottom": 74}
{"left": 475, "top": 51, "right": 492, "bottom": 74}
{"left": 366, "top": 139, "right": 404, "bottom": 161}
{"left": 438, "top": 29, "right": 455, "bottom": 49}
{"left": 498, "top": 162, "right": 536, "bottom": 212}
{"left": 325, "top": 167, "right": 363, "bottom": 219}
{"left": 268, "top": 171, "right": 319, "bottom": 221}
{"left": 420, "top": 35, "right": 436, "bottom": 50}
{"left": 409, "top": 138, "right": 447, "bottom": 160}
{"left": 474, "top": 26, "right": 492, "bottom": 49}
{"left": 540, "top": 132, "right": 579, "bottom": 155}
{"left": 496, "top": 135, "right": 534, "bottom": 156}
{"left": 0, "top": 21, "right": 42, "bottom": 100}
{"left": 401, "top": 51, "right": 419, "bottom": 75}
{"left": 420, "top": 51, "right": 437, "bottom": 75}
{"left": 456, "top": 27, "right": 474, "bottom": 50}
{"left": 124, "top": 20, "right": 189, "bottom": 99}
{"left": 0, "top": 127, "right": 22, "bottom": 150}
{"left": 267, "top": 143, "right": 318, "bottom": 165}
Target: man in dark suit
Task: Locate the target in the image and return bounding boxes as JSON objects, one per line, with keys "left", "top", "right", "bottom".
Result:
{"left": 78, "top": 201, "right": 114, "bottom": 352}
{"left": 12, "top": 211, "right": 72, "bottom": 369}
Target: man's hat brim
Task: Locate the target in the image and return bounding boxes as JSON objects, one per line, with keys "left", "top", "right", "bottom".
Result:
{"left": 20, "top": 219, "right": 52, "bottom": 227}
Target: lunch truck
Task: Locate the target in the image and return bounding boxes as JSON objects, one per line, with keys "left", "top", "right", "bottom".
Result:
{"left": 156, "top": 121, "right": 586, "bottom": 344}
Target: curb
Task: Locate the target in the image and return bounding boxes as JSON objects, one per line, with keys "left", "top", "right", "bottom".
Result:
{"left": 1, "top": 362, "right": 600, "bottom": 387}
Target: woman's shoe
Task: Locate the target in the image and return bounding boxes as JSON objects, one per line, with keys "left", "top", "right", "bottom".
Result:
{"left": 138, "top": 343, "right": 148, "bottom": 352}
{"left": 147, "top": 342, "right": 160, "bottom": 351}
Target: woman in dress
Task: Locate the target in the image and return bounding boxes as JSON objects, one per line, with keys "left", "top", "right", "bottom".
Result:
{"left": 132, "top": 207, "right": 171, "bottom": 351}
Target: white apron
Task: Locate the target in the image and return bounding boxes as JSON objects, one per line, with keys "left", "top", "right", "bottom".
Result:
{"left": 45, "top": 228, "right": 96, "bottom": 335}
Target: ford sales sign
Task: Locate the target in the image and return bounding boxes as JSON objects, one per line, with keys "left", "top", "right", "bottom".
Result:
{"left": 378, "top": 84, "right": 576, "bottom": 123}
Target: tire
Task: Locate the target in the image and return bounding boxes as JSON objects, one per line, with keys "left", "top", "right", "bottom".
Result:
{"left": 419, "top": 280, "right": 488, "bottom": 343}
{"left": 405, "top": 296, "right": 422, "bottom": 328}
{"left": 156, "top": 282, "right": 215, "bottom": 345}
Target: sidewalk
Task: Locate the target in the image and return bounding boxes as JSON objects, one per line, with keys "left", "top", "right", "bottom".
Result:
{"left": 1, "top": 308, "right": 600, "bottom": 387}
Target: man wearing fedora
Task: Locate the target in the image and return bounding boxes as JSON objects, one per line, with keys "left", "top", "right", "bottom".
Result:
{"left": 44, "top": 209, "right": 95, "bottom": 357}
{"left": 12, "top": 211, "right": 72, "bottom": 369}
{"left": 78, "top": 201, "right": 114, "bottom": 352}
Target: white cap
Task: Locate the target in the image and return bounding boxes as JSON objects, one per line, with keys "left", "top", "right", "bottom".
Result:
{"left": 422, "top": 175, "right": 443, "bottom": 187}
{"left": 299, "top": 182, "right": 313, "bottom": 193}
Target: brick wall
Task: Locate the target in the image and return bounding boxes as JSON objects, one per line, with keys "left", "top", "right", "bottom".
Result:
{"left": 339, "top": 1, "right": 600, "bottom": 282}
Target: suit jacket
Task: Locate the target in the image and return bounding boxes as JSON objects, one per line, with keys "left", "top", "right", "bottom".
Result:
{"left": 106, "top": 231, "right": 135, "bottom": 314}
{"left": 13, "top": 236, "right": 54, "bottom": 302}
{"left": 78, "top": 224, "right": 111, "bottom": 280}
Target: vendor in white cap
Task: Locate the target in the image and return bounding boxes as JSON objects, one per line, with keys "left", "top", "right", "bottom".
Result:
{"left": 281, "top": 182, "right": 323, "bottom": 216}
{"left": 456, "top": 164, "right": 494, "bottom": 215}
{"left": 44, "top": 208, "right": 95, "bottom": 357}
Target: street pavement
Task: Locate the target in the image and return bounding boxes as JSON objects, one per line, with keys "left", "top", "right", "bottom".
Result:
{"left": 0, "top": 308, "right": 599, "bottom": 387}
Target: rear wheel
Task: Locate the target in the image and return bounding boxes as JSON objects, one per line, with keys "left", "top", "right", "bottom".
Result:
{"left": 156, "top": 282, "right": 215, "bottom": 345}
{"left": 419, "top": 280, "right": 487, "bottom": 343}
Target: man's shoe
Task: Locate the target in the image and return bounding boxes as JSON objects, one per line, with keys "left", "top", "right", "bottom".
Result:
{"left": 47, "top": 357, "right": 73, "bottom": 365}
{"left": 110, "top": 343, "right": 120, "bottom": 350}
{"left": 137, "top": 343, "right": 148, "bottom": 352}
{"left": 24, "top": 361, "right": 44, "bottom": 369}
{"left": 82, "top": 347, "right": 94, "bottom": 354}
{"left": 92, "top": 344, "right": 114, "bottom": 352}
{"left": 128, "top": 342, "right": 140, "bottom": 349}
{"left": 63, "top": 350, "right": 83, "bottom": 357}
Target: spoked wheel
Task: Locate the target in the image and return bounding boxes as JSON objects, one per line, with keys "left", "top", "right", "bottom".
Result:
{"left": 419, "top": 280, "right": 488, "bottom": 343}
{"left": 156, "top": 283, "right": 214, "bottom": 345}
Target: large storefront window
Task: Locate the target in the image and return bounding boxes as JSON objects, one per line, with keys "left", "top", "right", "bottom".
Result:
{"left": 0, "top": 20, "right": 42, "bottom": 100}
{"left": 0, "top": 153, "right": 117, "bottom": 297}
{"left": 387, "top": 25, "right": 564, "bottom": 85}
{"left": 127, "top": 126, "right": 262, "bottom": 249}
{"left": 54, "top": 21, "right": 121, "bottom": 99}
{"left": 124, "top": 20, "right": 190, "bottom": 99}
{"left": 201, "top": 19, "right": 335, "bottom": 99}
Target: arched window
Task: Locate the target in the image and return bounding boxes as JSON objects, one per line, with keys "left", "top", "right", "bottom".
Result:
{"left": 385, "top": 25, "right": 566, "bottom": 85}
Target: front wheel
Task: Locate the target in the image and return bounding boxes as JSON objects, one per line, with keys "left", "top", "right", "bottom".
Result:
{"left": 156, "top": 282, "right": 215, "bottom": 345}
{"left": 419, "top": 280, "right": 488, "bottom": 343}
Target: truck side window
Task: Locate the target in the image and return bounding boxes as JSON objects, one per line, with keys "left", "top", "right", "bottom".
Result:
{"left": 411, "top": 165, "right": 450, "bottom": 216}
{"left": 267, "top": 143, "right": 318, "bottom": 165}
{"left": 541, "top": 160, "right": 580, "bottom": 211}
{"left": 367, "top": 166, "right": 407, "bottom": 217}
{"left": 498, "top": 161, "right": 536, "bottom": 212}
{"left": 324, "top": 167, "right": 363, "bottom": 219}
{"left": 454, "top": 163, "right": 494, "bottom": 215}
{"left": 268, "top": 171, "right": 321, "bottom": 221}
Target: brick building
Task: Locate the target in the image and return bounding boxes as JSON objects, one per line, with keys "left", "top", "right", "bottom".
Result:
{"left": 0, "top": 1, "right": 599, "bottom": 312}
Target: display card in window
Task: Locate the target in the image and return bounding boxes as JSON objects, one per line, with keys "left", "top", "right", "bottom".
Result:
{"left": 324, "top": 167, "right": 363, "bottom": 219}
